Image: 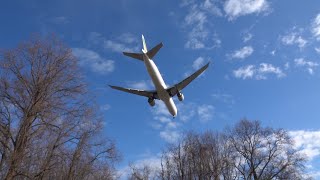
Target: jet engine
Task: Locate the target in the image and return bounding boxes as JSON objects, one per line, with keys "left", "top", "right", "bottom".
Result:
{"left": 177, "top": 92, "right": 184, "bottom": 101}
{"left": 148, "top": 98, "right": 155, "bottom": 106}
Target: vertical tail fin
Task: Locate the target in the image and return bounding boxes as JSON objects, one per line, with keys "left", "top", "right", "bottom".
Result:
{"left": 142, "top": 34, "right": 147, "bottom": 53}
{"left": 123, "top": 35, "right": 162, "bottom": 61}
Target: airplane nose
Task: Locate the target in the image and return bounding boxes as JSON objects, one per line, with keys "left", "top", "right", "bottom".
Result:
{"left": 171, "top": 107, "right": 177, "bottom": 117}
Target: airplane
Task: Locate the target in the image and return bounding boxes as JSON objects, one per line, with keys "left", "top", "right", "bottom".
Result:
{"left": 109, "top": 35, "right": 209, "bottom": 117}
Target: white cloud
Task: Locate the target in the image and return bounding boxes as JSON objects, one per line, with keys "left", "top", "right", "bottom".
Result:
{"left": 87, "top": 32, "right": 139, "bottom": 53}
{"left": 118, "top": 154, "right": 162, "bottom": 179}
{"left": 152, "top": 101, "right": 171, "bottom": 117}
{"left": 101, "top": 104, "right": 111, "bottom": 111}
{"left": 233, "top": 65, "right": 255, "bottom": 79}
{"left": 118, "top": 33, "right": 138, "bottom": 44}
{"left": 126, "top": 80, "right": 152, "bottom": 90}
{"left": 212, "top": 93, "right": 235, "bottom": 105}
{"left": 150, "top": 101, "right": 214, "bottom": 142}
{"left": 151, "top": 101, "right": 181, "bottom": 143}
{"left": 192, "top": 57, "right": 206, "bottom": 70}
{"left": 105, "top": 33, "right": 139, "bottom": 52}
{"left": 284, "top": 62, "right": 290, "bottom": 70}
{"left": 257, "top": 63, "right": 286, "bottom": 79}
{"left": 224, "top": 0, "right": 269, "bottom": 20}
{"left": 202, "top": 0, "right": 223, "bottom": 16}
{"left": 72, "top": 48, "right": 114, "bottom": 74}
{"left": 243, "top": 33, "right": 253, "bottom": 43}
{"left": 270, "top": 50, "right": 276, "bottom": 56}
{"left": 233, "top": 63, "right": 285, "bottom": 80}
{"left": 51, "top": 16, "right": 69, "bottom": 24}
{"left": 184, "top": 57, "right": 209, "bottom": 78}
{"left": 281, "top": 33, "right": 307, "bottom": 48}
{"left": 294, "top": 58, "right": 319, "bottom": 75}
{"left": 104, "top": 40, "right": 138, "bottom": 53}
{"left": 88, "top": 32, "right": 104, "bottom": 45}
{"left": 160, "top": 130, "right": 181, "bottom": 143}
{"left": 180, "top": 0, "right": 195, "bottom": 7}
{"left": 315, "top": 47, "right": 320, "bottom": 53}
{"left": 185, "top": 8, "right": 207, "bottom": 26}
{"left": 229, "top": 46, "right": 254, "bottom": 59}
{"left": 197, "top": 104, "right": 214, "bottom": 122}
{"left": 311, "top": 13, "right": 320, "bottom": 40}
{"left": 289, "top": 130, "right": 320, "bottom": 161}
{"left": 183, "top": 2, "right": 222, "bottom": 50}
{"left": 184, "top": 6, "right": 208, "bottom": 49}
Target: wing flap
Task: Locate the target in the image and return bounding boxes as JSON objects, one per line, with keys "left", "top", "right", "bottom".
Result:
{"left": 109, "top": 85, "right": 159, "bottom": 99}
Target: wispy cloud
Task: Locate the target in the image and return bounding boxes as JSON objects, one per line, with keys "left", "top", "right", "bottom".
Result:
{"left": 184, "top": 56, "right": 209, "bottom": 78}
{"left": 197, "top": 104, "right": 214, "bottom": 123}
{"left": 150, "top": 101, "right": 214, "bottom": 143}
{"left": 51, "top": 16, "right": 69, "bottom": 24}
{"left": 184, "top": 6, "right": 208, "bottom": 49}
{"left": 104, "top": 39, "right": 138, "bottom": 53}
{"left": 118, "top": 153, "right": 162, "bottom": 179}
{"left": 243, "top": 32, "right": 253, "bottom": 43}
{"left": 289, "top": 130, "right": 320, "bottom": 161}
{"left": 126, "top": 80, "right": 152, "bottom": 90}
{"left": 311, "top": 13, "right": 320, "bottom": 40}
{"left": 233, "top": 63, "right": 285, "bottom": 80}
{"left": 229, "top": 46, "right": 254, "bottom": 59}
{"left": 192, "top": 57, "right": 206, "bottom": 69}
{"left": 182, "top": 1, "right": 222, "bottom": 50}
{"left": 212, "top": 93, "right": 235, "bottom": 105}
{"left": 151, "top": 101, "right": 181, "bottom": 143}
{"left": 294, "top": 58, "right": 319, "bottom": 75}
{"left": 233, "top": 65, "right": 255, "bottom": 79}
{"left": 202, "top": 0, "right": 223, "bottom": 16}
{"left": 101, "top": 104, "right": 111, "bottom": 111}
{"left": 160, "top": 130, "right": 181, "bottom": 143}
{"left": 88, "top": 32, "right": 139, "bottom": 53}
{"left": 281, "top": 32, "right": 307, "bottom": 49}
{"left": 224, "top": 0, "right": 270, "bottom": 20}
{"left": 72, "top": 48, "right": 114, "bottom": 74}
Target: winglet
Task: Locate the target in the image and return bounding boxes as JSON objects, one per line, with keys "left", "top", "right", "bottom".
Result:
{"left": 142, "top": 34, "right": 147, "bottom": 53}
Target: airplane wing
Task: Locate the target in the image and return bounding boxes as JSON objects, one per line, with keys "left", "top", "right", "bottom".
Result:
{"left": 109, "top": 85, "right": 159, "bottom": 99}
{"left": 122, "top": 52, "right": 144, "bottom": 61}
{"left": 166, "top": 62, "right": 209, "bottom": 97}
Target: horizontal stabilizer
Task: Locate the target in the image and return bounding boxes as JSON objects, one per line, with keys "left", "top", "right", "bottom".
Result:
{"left": 147, "top": 43, "right": 163, "bottom": 59}
{"left": 122, "top": 52, "right": 144, "bottom": 61}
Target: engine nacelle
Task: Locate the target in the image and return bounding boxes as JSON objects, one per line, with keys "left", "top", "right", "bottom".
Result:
{"left": 177, "top": 92, "right": 184, "bottom": 101}
{"left": 148, "top": 98, "right": 155, "bottom": 107}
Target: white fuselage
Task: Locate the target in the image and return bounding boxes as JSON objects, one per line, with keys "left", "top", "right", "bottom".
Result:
{"left": 142, "top": 53, "right": 177, "bottom": 117}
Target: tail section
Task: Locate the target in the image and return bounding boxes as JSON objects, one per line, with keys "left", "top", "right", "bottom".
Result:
{"left": 123, "top": 34, "right": 163, "bottom": 61}
{"left": 142, "top": 35, "right": 147, "bottom": 53}
{"left": 147, "top": 42, "right": 163, "bottom": 59}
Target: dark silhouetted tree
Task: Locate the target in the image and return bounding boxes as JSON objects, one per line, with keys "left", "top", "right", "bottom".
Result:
{"left": 0, "top": 36, "right": 119, "bottom": 180}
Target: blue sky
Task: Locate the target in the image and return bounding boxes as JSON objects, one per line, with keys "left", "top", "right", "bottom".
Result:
{"left": 1, "top": 0, "right": 320, "bottom": 178}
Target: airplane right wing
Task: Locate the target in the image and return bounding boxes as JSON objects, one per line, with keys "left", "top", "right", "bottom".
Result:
{"left": 109, "top": 85, "right": 159, "bottom": 99}
{"left": 166, "top": 62, "right": 209, "bottom": 97}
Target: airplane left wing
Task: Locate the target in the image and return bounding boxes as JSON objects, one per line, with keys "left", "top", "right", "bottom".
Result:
{"left": 166, "top": 62, "right": 209, "bottom": 97}
{"left": 109, "top": 85, "right": 159, "bottom": 99}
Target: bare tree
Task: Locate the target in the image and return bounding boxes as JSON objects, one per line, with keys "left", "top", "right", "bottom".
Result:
{"left": 157, "top": 120, "right": 309, "bottom": 180}
{"left": 0, "top": 36, "right": 119, "bottom": 180}
{"left": 225, "top": 119, "right": 306, "bottom": 180}
{"left": 159, "top": 131, "right": 227, "bottom": 180}
{"left": 128, "top": 163, "right": 154, "bottom": 180}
